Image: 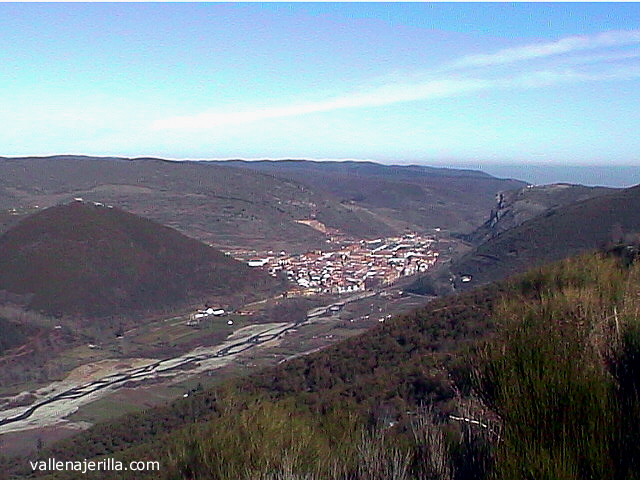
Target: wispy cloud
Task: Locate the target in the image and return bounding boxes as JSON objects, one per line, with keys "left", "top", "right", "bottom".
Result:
{"left": 446, "top": 30, "right": 640, "bottom": 70}
{"left": 152, "top": 30, "right": 640, "bottom": 131}
{"left": 152, "top": 78, "right": 491, "bottom": 129}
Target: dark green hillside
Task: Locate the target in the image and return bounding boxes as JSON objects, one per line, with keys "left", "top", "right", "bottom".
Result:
{"left": 450, "top": 183, "right": 640, "bottom": 288}
{"left": 0, "top": 202, "right": 282, "bottom": 318}
{"left": 239, "top": 285, "right": 498, "bottom": 412}
{"left": 0, "top": 318, "right": 32, "bottom": 355}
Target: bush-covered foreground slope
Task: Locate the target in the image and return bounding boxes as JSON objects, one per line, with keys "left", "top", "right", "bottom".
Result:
{"left": 475, "top": 249, "right": 640, "bottom": 479}
{"left": 6, "top": 246, "right": 640, "bottom": 479}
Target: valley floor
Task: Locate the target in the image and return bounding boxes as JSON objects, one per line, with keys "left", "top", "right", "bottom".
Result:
{"left": 0, "top": 285, "right": 430, "bottom": 456}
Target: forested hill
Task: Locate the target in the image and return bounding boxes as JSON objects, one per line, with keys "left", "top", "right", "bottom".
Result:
{"left": 0, "top": 201, "right": 282, "bottom": 319}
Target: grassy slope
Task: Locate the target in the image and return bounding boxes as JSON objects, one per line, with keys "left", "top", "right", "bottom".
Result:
{"left": 473, "top": 250, "right": 640, "bottom": 479}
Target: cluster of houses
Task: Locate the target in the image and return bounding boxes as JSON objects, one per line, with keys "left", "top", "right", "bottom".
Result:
{"left": 187, "top": 306, "right": 227, "bottom": 326}
{"left": 73, "top": 197, "right": 114, "bottom": 209}
{"left": 248, "top": 234, "right": 439, "bottom": 295}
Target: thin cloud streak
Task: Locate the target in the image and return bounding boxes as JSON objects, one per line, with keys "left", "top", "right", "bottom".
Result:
{"left": 152, "top": 78, "right": 490, "bottom": 130}
{"left": 152, "top": 67, "right": 639, "bottom": 130}
{"left": 561, "top": 49, "right": 640, "bottom": 67}
{"left": 447, "top": 30, "right": 640, "bottom": 70}
{"left": 152, "top": 30, "right": 640, "bottom": 131}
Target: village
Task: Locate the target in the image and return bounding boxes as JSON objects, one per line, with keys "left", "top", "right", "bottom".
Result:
{"left": 246, "top": 233, "right": 439, "bottom": 295}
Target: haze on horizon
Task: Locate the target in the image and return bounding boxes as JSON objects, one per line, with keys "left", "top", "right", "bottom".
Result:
{"left": 2, "top": 3, "right": 640, "bottom": 176}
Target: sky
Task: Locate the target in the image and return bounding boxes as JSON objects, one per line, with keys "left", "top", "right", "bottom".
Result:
{"left": 2, "top": 2, "right": 640, "bottom": 173}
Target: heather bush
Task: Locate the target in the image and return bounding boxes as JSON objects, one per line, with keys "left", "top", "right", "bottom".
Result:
{"left": 475, "top": 253, "right": 640, "bottom": 480}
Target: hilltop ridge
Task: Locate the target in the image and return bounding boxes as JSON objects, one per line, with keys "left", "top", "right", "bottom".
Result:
{"left": 215, "top": 158, "right": 527, "bottom": 234}
{"left": 0, "top": 156, "right": 526, "bottom": 254}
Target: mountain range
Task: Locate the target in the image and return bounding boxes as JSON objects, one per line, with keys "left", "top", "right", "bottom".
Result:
{"left": 215, "top": 159, "right": 526, "bottom": 234}
{"left": 0, "top": 156, "right": 525, "bottom": 253}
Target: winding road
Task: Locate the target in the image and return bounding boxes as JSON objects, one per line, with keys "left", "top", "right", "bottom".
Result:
{"left": 0, "top": 290, "right": 377, "bottom": 433}
{"left": 0, "top": 322, "right": 295, "bottom": 432}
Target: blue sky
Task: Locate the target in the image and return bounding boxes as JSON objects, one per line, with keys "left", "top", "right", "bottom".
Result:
{"left": 1, "top": 3, "right": 640, "bottom": 167}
